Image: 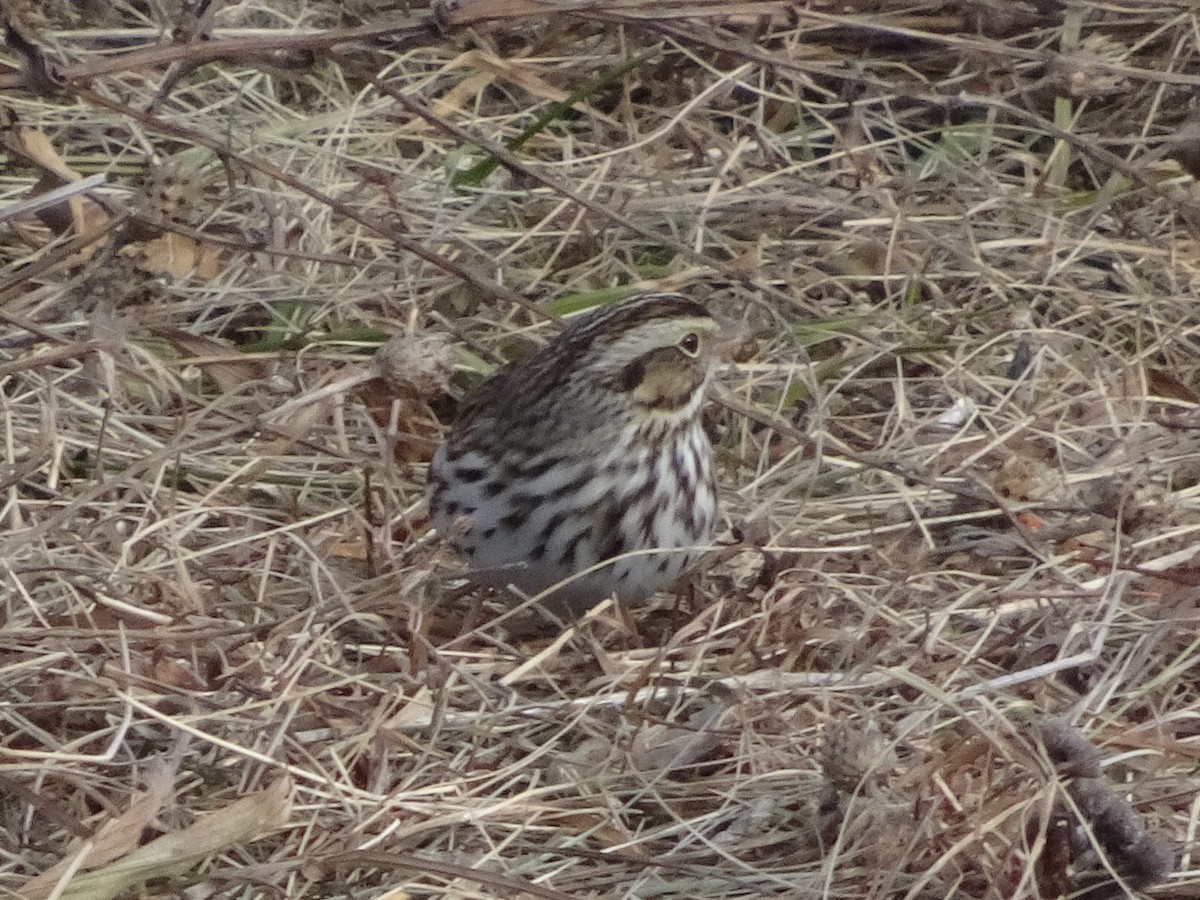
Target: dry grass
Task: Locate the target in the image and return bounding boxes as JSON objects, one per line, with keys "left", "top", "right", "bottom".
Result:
{"left": 3, "top": 0, "right": 1200, "bottom": 897}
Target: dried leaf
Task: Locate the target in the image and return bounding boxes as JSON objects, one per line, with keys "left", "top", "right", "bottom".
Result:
{"left": 20, "top": 761, "right": 176, "bottom": 900}
{"left": 9, "top": 129, "right": 110, "bottom": 241}
{"left": 44, "top": 778, "right": 293, "bottom": 900}
{"left": 137, "top": 231, "right": 223, "bottom": 279}
{"left": 629, "top": 698, "right": 726, "bottom": 773}
{"left": 152, "top": 327, "right": 267, "bottom": 394}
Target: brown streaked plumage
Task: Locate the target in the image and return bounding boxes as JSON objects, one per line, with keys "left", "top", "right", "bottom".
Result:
{"left": 427, "top": 292, "right": 720, "bottom": 616}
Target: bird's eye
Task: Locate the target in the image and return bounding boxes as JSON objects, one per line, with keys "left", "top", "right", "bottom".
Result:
{"left": 678, "top": 332, "right": 701, "bottom": 356}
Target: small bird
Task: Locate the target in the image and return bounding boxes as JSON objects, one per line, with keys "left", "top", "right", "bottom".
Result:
{"left": 428, "top": 293, "right": 720, "bottom": 616}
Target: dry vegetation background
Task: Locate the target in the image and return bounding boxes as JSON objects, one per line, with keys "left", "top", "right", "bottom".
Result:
{"left": 4, "top": 0, "right": 1200, "bottom": 897}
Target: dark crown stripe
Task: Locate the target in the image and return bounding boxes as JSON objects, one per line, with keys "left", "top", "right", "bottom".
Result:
{"left": 565, "top": 293, "right": 711, "bottom": 340}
